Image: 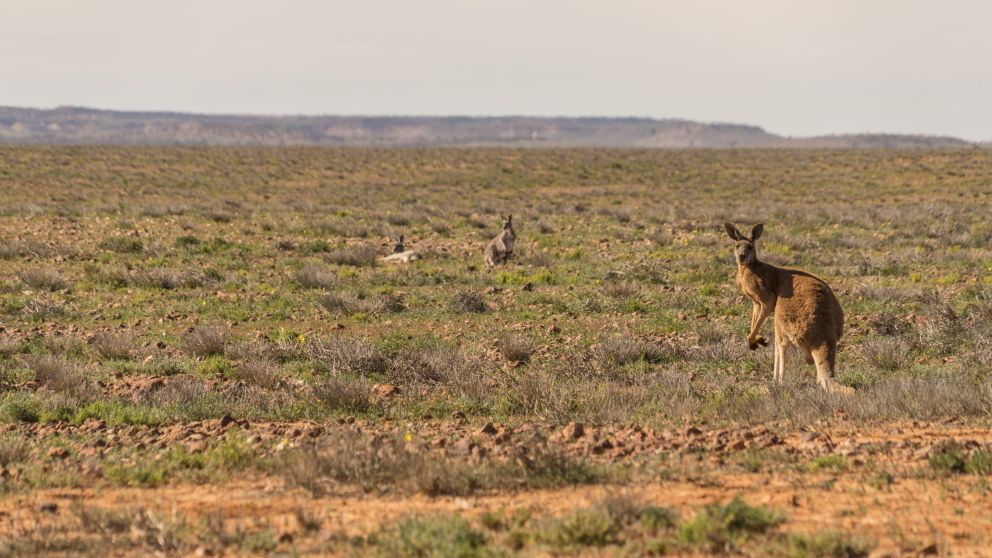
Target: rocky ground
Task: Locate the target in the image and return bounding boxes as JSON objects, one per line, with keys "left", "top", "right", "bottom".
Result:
{"left": 2, "top": 418, "right": 992, "bottom": 556}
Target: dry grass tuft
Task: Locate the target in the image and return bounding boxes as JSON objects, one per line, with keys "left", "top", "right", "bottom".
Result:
{"left": 277, "top": 429, "right": 602, "bottom": 497}
{"left": 23, "top": 354, "right": 88, "bottom": 392}
{"left": 295, "top": 264, "right": 337, "bottom": 289}
{"left": 499, "top": 335, "right": 535, "bottom": 364}
{"left": 18, "top": 269, "right": 68, "bottom": 291}
{"left": 233, "top": 361, "right": 283, "bottom": 389}
{"left": 318, "top": 292, "right": 404, "bottom": 316}
{"left": 595, "top": 336, "right": 669, "bottom": 368}
{"left": 309, "top": 337, "right": 389, "bottom": 377}
{"left": 92, "top": 331, "right": 142, "bottom": 361}
{"left": 391, "top": 343, "right": 493, "bottom": 399}
{"left": 449, "top": 290, "right": 488, "bottom": 313}
{"left": 311, "top": 376, "right": 373, "bottom": 413}
{"left": 181, "top": 326, "right": 228, "bottom": 357}
{"left": 324, "top": 244, "right": 379, "bottom": 267}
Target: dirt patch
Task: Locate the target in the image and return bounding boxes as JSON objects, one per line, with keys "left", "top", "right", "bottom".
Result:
{"left": 1, "top": 420, "right": 990, "bottom": 555}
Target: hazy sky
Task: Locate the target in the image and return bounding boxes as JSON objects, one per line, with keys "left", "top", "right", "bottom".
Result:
{"left": 3, "top": 0, "right": 991, "bottom": 140}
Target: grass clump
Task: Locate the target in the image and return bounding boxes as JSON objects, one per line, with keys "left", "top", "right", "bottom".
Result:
{"left": 541, "top": 508, "right": 618, "bottom": 549}
{"left": 806, "top": 455, "right": 848, "bottom": 473}
{"left": 23, "top": 354, "right": 88, "bottom": 392}
{"left": 677, "top": 496, "right": 783, "bottom": 553}
{"left": 182, "top": 326, "right": 228, "bottom": 357}
{"left": 232, "top": 361, "right": 282, "bottom": 389}
{"left": 498, "top": 335, "right": 534, "bottom": 364}
{"left": 775, "top": 530, "right": 874, "bottom": 557}
{"left": 861, "top": 336, "right": 912, "bottom": 372}
{"left": 99, "top": 237, "right": 144, "bottom": 254}
{"left": 319, "top": 292, "right": 404, "bottom": 316}
{"left": 325, "top": 244, "right": 378, "bottom": 267}
{"left": 278, "top": 430, "right": 604, "bottom": 497}
{"left": 449, "top": 291, "right": 488, "bottom": 314}
{"left": 370, "top": 515, "right": 490, "bottom": 558}
{"left": 311, "top": 376, "right": 373, "bottom": 413}
{"left": 596, "top": 336, "right": 668, "bottom": 366}
{"left": 0, "top": 435, "right": 31, "bottom": 466}
{"left": 0, "top": 393, "right": 41, "bottom": 423}
{"left": 309, "top": 336, "right": 389, "bottom": 377}
{"left": 18, "top": 269, "right": 68, "bottom": 291}
{"left": 295, "top": 264, "right": 337, "bottom": 289}
{"left": 130, "top": 268, "right": 214, "bottom": 290}
{"left": 929, "top": 441, "right": 967, "bottom": 475}
{"left": 92, "top": 331, "right": 141, "bottom": 361}
{"left": 929, "top": 441, "right": 992, "bottom": 476}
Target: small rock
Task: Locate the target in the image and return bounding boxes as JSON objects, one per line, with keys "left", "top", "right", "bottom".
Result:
{"left": 83, "top": 418, "right": 107, "bottom": 432}
{"left": 278, "top": 532, "right": 294, "bottom": 543}
{"left": 479, "top": 422, "right": 498, "bottom": 435}
{"left": 38, "top": 502, "right": 58, "bottom": 514}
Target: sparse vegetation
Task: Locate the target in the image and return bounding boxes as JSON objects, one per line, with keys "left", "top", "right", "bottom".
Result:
{"left": 91, "top": 332, "right": 141, "bottom": 361}
{"left": 448, "top": 290, "right": 489, "bottom": 313}
{"left": 295, "top": 264, "right": 337, "bottom": 289}
{"left": 182, "top": 326, "right": 228, "bottom": 357}
{"left": 325, "top": 244, "right": 379, "bottom": 267}
{"left": 18, "top": 269, "right": 68, "bottom": 291}
{"left": 0, "top": 146, "right": 986, "bottom": 554}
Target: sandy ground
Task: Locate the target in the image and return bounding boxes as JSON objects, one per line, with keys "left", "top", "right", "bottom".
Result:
{"left": 1, "top": 420, "right": 990, "bottom": 556}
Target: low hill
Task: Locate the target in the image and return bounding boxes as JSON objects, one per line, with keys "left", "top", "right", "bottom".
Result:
{"left": 0, "top": 106, "right": 975, "bottom": 148}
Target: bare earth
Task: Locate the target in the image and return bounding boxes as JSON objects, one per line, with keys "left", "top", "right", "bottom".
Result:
{"left": 2, "top": 419, "right": 990, "bottom": 556}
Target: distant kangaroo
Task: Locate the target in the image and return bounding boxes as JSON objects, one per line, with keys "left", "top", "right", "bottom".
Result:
{"left": 393, "top": 235, "right": 405, "bottom": 254}
{"left": 485, "top": 215, "right": 515, "bottom": 268}
{"left": 723, "top": 223, "right": 853, "bottom": 393}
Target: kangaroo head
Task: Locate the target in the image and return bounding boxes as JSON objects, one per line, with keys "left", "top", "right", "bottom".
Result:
{"left": 723, "top": 222, "right": 763, "bottom": 266}
{"left": 501, "top": 214, "right": 513, "bottom": 231}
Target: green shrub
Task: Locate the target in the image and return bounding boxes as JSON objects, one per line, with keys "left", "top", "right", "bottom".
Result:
{"left": 677, "top": 496, "right": 783, "bottom": 552}
{"left": 372, "top": 515, "right": 490, "bottom": 558}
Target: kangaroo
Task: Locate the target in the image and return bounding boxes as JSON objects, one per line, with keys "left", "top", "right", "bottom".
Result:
{"left": 723, "top": 223, "right": 853, "bottom": 393}
{"left": 383, "top": 234, "right": 420, "bottom": 264}
{"left": 484, "top": 215, "right": 515, "bottom": 268}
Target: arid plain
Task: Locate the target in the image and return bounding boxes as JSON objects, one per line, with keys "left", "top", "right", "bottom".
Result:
{"left": 1, "top": 146, "right": 991, "bottom": 556}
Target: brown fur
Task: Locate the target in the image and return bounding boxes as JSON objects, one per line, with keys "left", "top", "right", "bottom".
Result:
{"left": 484, "top": 215, "right": 515, "bottom": 268}
{"left": 723, "top": 223, "right": 852, "bottom": 393}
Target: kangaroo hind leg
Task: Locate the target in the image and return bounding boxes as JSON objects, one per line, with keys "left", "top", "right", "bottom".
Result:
{"left": 812, "top": 341, "right": 853, "bottom": 394}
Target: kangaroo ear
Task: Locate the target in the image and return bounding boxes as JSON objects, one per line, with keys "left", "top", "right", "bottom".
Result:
{"left": 750, "top": 223, "right": 764, "bottom": 241}
{"left": 723, "top": 222, "right": 742, "bottom": 241}
{"left": 507, "top": 214, "right": 512, "bottom": 222}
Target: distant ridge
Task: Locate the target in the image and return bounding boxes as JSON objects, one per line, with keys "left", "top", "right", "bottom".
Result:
{"left": 0, "top": 106, "right": 975, "bottom": 148}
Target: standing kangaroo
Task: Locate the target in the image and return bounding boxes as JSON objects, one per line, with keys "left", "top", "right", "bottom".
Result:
{"left": 723, "top": 223, "right": 853, "bottom": 393}
{"left": 485, "top": 215, "right": 515, "bottom": 268}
